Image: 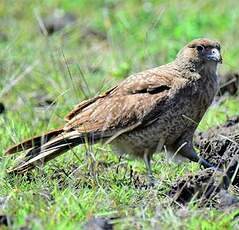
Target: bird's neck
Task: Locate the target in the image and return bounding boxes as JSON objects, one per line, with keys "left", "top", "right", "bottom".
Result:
{"left": 173, "top": 59, "right": 218, "bottom": 81}
{"left": 200, "top": 62, "right": 218, "bottom": 76}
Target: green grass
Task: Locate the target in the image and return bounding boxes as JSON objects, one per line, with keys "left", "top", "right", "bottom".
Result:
{"left": 0, "top": 0, "right": 239, "bottom": 229}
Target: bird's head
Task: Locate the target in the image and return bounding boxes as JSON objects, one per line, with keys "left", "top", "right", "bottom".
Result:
{"left": 176, "top": 38, "right": 222, "bottom": 73}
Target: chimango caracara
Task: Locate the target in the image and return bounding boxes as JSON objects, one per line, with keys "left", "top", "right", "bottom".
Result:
{"left": 6, "top": 38, "right": 222, "bottom": 180}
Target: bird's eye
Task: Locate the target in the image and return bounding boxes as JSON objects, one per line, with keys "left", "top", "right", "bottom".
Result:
{"left": 196, "top": 45, "right": 204, "bottom": 52}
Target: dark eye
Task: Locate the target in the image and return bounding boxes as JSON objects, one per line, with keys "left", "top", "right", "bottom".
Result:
{"left": 196, "top": 45, "right": 204, "bottom": 52}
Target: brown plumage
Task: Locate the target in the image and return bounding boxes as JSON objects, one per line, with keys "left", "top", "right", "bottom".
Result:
{"left": 6, "top": 38, "right": 222, "bottom": 178}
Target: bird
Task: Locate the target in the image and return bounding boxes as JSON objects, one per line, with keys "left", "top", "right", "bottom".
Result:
{"left": 5, "top": 38, "right": 222, "bottom": 182}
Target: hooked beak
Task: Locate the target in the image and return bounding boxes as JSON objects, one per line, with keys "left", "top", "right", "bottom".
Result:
{"left": 206, "top": 48, "right": 222, "bottom": 63}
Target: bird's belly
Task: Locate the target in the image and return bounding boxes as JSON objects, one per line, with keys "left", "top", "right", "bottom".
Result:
{"left": 110, "top": 126, "right": 166, "bottom": 159}
{"left": 110, "top": 115, "right": 186, "bottom": 158}
{"left": 110, "top": 103, "right": 204, "bottom": 158}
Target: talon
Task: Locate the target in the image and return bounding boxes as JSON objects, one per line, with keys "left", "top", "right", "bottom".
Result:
{"left": 198, "top": 158, "right": 222, "bottom": 171}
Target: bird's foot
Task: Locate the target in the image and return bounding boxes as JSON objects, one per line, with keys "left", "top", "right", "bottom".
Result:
{"left": 147, "top": 174, "right": 156, "bottom": 187}
{"left": 199, "top": 157, "right": 222, "bottom": 172}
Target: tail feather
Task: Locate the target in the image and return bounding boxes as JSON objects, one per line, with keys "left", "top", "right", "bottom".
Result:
{"left": 7, "top": 130, "right": 106, "bottom": 174}
{"left": 5, "top": 128, "right": 64, "bottom": 155}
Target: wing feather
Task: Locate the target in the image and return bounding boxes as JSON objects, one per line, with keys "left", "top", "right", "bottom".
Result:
{"left": 64, "top": 86, "right": 117, "bottom": 121}
{"left": 64, "top": 69, "right": 183, "bottom": 136}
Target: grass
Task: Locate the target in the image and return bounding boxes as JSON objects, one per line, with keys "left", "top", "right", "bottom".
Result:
{"left": 0, "top": 0, "right": 239, "bottom": 229}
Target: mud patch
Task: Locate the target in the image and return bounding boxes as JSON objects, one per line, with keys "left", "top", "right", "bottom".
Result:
{"left": 194, "top": 116, "right": 239, "bottom": 185}
{"left": 168, "top": 169, "right": 228, "bottom": 205}
{"left": 84, "top": 216, "right": 117, "bottom": 230}
{"left": 218, "top": 73, "right": 239, "bottom": 96}
{"left": 41, "top": 10, "right": 76, "bottom": 35}
{"left": 170, "top": 115, "right": 239, "bottom": 208}
{"left": 80, "top": 27, "right": 107, "bottom": 41}
{"left": 33, "top": 93, "right": 56, "bottom": 108}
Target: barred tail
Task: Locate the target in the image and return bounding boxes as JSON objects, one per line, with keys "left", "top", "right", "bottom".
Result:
{"left": 6, "top": 130, "right": 104, "bottom": 174}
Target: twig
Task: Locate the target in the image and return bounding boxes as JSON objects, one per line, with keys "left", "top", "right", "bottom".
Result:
{"left": 0, "top": 61, "right": 39, "bottom": 98}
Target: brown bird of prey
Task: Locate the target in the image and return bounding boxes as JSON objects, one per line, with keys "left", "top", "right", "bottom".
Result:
{"left": 6, "top": 38, "right": 222, "bottom": 181}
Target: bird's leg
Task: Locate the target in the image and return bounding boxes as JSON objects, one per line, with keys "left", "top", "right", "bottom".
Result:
{"left": 116, "top": 155, "right": 122, "bottom": 174}
{"left": 143, "top": 153, "right": 155, "bottom": 186}
{"left": 175, "top": 141, "right": 217, "bottom": 169}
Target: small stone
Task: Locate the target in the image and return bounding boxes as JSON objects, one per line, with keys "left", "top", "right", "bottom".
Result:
{"left": 0, "top": 102, "right": 5, "bottom": 114}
